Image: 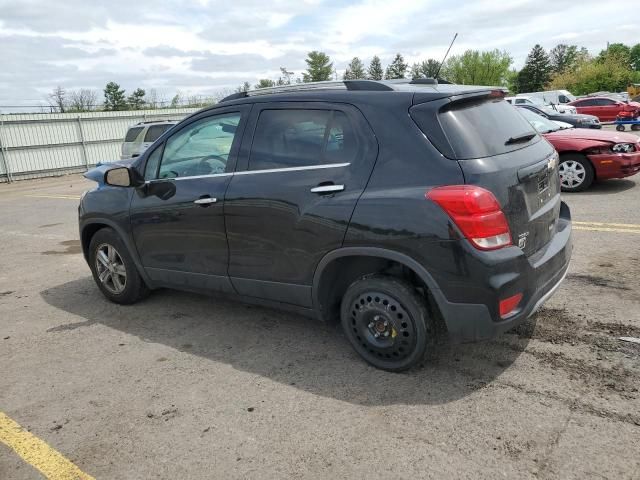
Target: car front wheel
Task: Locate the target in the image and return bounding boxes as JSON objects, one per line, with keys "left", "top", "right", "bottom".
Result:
{"left": 89, "top": 228, "right": 148, "bottom": 304}
{"left": 340, "top": 275, "right": 433, "bottom": 372}
{"left": 559, "top": 154, "right": 594, "bottom": 192}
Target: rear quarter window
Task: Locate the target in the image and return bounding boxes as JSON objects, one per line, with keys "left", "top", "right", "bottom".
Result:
{"left": 124, "top": 126, "right": 144, "bottom": 143}
{"left": 411, "top": 97, "right": 539, "bottom": 160}
{"left": 144, "top": 124, "right": 171, "bottom": 142}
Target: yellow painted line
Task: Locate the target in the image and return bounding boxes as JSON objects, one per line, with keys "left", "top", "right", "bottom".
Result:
{"left": 0, "top": 412, "right": 95, "bottom": 480}
{"left": 573, "top": 220, "right": 640, "bottom": 229}
{"left": 24, "top": 194, "right": 81, "bottom": 200}
{"left": 574, "top": 226, "right": 640, "bottom": 234}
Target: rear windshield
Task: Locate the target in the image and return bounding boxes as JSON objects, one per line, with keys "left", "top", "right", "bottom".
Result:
{"left": 124, "top": 126, "right": 144, "bottom": 143}
{"left": 411, "top": 97, "right": 539, "bottom": 160}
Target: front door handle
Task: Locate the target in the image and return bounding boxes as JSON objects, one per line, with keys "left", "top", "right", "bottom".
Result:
{"left": 310, "top": 184, "right": 345, "bottom": 194}
{"left": 194, "top": 197, "right": 217, "bottom": 205}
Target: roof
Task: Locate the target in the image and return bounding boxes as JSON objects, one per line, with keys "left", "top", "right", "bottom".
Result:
{"left": 217, "top": 79, "right": 505, "bottom": 106}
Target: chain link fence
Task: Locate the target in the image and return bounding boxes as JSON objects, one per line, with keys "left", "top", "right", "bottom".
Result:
{"left": 0, "top": 108, "right": 200, "bottom": 182}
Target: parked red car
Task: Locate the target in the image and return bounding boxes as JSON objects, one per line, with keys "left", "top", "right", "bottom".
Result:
{"left": 519, "top": 108, "right": 640, "bottom": 191}
{"left": 568, "top": 97, "right": 640, "bottom": 122}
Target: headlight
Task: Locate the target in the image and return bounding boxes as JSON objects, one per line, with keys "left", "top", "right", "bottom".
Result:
{"left": 612, "top": 143, "right": 636, "bottom": 153}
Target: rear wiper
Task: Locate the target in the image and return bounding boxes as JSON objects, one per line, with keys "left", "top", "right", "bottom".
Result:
{"left": 505, "top": 132, "right": 536, "bottom": 145}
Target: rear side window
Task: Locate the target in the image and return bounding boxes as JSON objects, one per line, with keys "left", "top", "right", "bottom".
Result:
{"left": 411, "top": 98, "right": 538, "bottom": 160}
{"left": 248, "top": 109, "right": 356, "bottom": 171}
{"left": 144, "top": 124, "right": 171, "bottom": 142}
{"left": 124, "top": 126, "right": 143, "bottom": 143}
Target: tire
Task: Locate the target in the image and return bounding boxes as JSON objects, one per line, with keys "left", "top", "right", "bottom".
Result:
{"left": 632, "top": 124, "right": 640, "bottom": 131}
{"left": 558, "top": 154, "right": 594, "bottom": 192}
{"left": 88, "top": 228, "right": 149, "bottom": 304}
{"left": 340, "top": 275, "right": 433, "bottom": 372}
{"left": 616, "top": 124, "right": 625, "bottom": 132}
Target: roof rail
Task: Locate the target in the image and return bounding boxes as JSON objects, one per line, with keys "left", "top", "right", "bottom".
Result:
{"left": 219, "top": 80, "right": 395, "bottom": 102}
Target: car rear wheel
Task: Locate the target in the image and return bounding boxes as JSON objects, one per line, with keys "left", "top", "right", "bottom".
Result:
{"left": 340, "top": 275, "right": 433, "bottom": 372}
{"left": 89, "top": 228, "right": 148, "bottom": 304}
{"left": 559, "top": 154, "right": 594, "bottom": 192}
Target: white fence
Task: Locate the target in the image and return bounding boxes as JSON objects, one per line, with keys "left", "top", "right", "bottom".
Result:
{"left": 0, "top": 108, "right": 200, "bottom": 182}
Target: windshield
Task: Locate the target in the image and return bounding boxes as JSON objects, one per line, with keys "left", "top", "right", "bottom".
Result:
{"left": 518, "top": 107, "right": 560, "bottom": 134}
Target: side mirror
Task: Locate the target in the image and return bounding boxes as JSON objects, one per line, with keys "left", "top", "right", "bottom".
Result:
{"left": 104, "top": 166, "right": 144, "bottom": 188}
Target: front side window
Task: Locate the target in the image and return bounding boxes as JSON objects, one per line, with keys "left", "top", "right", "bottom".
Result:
{"left": 576, "top": 99, "right": 595, "bottom": 107}
{"left": 155, "top": 113, "right": 241, "bottom": 179}
{"left": 248, "top": 109, "right": 356, "bottom": 171}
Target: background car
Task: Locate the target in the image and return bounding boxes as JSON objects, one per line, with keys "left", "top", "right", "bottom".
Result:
{"left": 517, "top": 91, "right": 577, "bottom": 114}
{"left": 507, "top": 95, "right": 577, "bottom": 114}
{"left": 514, "top": 104, "right": 601, "bottom": 129}
{"left": 121, "top": 120, "right": 178, "bottom": 160}
{"left": 519, "top": 107, "right": 640, "bottom": 192}
{"left": 568, "top": 97, "right": 640, "bottom": 122}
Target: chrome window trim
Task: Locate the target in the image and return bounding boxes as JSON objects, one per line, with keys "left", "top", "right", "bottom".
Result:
{"left": 145, "top": 162, "right": 350, "bottom": 184}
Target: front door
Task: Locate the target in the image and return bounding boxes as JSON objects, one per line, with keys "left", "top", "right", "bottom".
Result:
{"left": 224, "top": 103, "right": 377, "bottom": 306}
{"left": 130, "top": 107, "right": 248, "bottom": 292}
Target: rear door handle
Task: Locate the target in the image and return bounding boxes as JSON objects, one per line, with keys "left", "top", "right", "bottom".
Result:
{"left": 310, "top": 184, "right": 345, "bottom": 194}
{"left": 194, "top": 197, "right": 217, "bottom": 205}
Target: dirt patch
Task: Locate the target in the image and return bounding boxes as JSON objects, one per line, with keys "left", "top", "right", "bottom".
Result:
{"left": 41, "top": 239, "right": 82, "bottom": 255}
{"left": 587, "top": 320, "right": 640, "bottom": 338}
{"left": 513, "top": 308, "right": 578, "bottom": 344}
{"left": 566, "top": 273, "right": 630, "bottom": 291}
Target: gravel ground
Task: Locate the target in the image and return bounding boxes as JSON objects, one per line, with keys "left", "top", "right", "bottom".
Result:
{"left": 1, "top": 140, "right": 639, "bottom": 479}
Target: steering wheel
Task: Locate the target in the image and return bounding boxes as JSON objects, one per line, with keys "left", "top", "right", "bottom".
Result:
{"left": 198, "top": 154, "right": 227, "bottom": 174}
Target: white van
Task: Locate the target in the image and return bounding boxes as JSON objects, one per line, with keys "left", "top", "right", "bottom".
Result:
{"left": 520, "top": 90, "right": 577, "bottom": 113}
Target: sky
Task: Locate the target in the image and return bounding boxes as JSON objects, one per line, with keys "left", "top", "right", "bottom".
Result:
{"left": 1, "top": 0, "right": 637, "bottom": 108}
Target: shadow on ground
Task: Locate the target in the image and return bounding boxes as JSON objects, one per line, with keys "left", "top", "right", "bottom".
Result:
{"left": 41, "top": 277, "right": 534, "bottom": 406}
{"left": 577, "top": 178, "right": 637, "bottom": 195}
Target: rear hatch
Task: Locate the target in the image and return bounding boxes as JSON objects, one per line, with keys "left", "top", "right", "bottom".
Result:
{"left": 410, "top": 92, "right": 560, "bottom": 256}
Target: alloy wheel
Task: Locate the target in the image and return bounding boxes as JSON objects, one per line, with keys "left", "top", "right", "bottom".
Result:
{"left": 95, "top": 243, "right": 127, "bottom": 294}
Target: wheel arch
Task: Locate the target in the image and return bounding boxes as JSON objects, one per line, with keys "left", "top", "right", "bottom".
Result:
{"left": 312, "top": 247, "right": 446, "bottom": 326}
{"left": 80, "top": 219, "right": 153, "bottom": 287}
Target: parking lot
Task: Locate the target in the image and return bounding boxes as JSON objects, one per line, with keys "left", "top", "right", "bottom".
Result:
{"left": 1, "top": 131, "right": 639, "bottom": 479}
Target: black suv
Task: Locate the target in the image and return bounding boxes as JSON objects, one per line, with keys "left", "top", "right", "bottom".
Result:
{"left": 79, "top": 80, "right": 572, "bottom": 371}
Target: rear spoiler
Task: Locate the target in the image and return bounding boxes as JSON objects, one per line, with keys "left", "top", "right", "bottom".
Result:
{"left": 413, "top": 87, "right": 508, "bottom": 106}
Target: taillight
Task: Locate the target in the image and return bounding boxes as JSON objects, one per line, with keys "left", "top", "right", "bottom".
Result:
{"left": 426, "top": 185, "right": 512, "bottom": 250}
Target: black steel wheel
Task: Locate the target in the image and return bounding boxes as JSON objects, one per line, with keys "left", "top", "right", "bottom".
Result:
{"left": 340, "top": 275, "right": 432, "bottom": 372}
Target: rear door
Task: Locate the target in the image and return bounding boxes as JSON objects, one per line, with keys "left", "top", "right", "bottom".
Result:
{"left": 595, "top": 98, "right": 621, "bottom": 121}
{"left": 410, "top": 94, "right": 560, "bottom": 257}
{"left": 224, "top": 102, "right": 377, "bottom": 306}
{"left": 572, "top": 98, "right": 598, "bottom": 117}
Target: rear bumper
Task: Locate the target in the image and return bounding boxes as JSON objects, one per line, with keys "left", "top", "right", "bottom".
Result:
{"left": 589, "top": 152, "right": 640, "bottom": 180}
{"left": 435, "top": 202, "right": 573, "bottom": 342}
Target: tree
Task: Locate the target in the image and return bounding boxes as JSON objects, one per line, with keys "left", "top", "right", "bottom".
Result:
{"left": 48, "top": 86, "right": 67, "bottom": 113}
{"left": 302, "top": 51, "right": 333, "bottom": 82}
{"left": 598, "top": 43, "right": 631, "bottom": 67}
{"left": 235, "top": 81, "right": 251, "bottom": 93}
{"left": 440, "top": 49, "right": 512, "bottom": 85}
{"left": 505, "top": 68, "right": 519, "bottom": 94}
{"left": 68, "top": 89, "right": 97, "bottom": 112}
{"left": 367, "top": 56, "right": 384, "bottom": 80}
{"left": 385, "top": 53, "right": 408, "bottom": 79}
{"left": 410, "top": 59, "right": 440, "bottom": 79}
{"left": 343, "top": 57, "right": 366, "bottom": 80}
{"left": 517, "top": 45, "right": 552, "bottom": 93}
{"left": 277, "top": 67, "right": 294, "bottom": 85}
{"left": 255, "top": 79, "right": 276, "bottom": 89}
{"left": 549, "top": 54, "right": 634, "bottom": 95}
{"left": 631, "top": 44, "right": 640, "bottom": 71}
{"left": 127, "top": 88, "right": 146, "bottom": 110}
{"left": 103, "top": 82, "right": 127, "bottom": 111}
{"left": 549, "top": 44, "right": 578, "bottom": 74}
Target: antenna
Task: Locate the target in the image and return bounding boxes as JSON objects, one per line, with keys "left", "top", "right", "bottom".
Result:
{"left": 434, "top": 33, "right": 458, "bottom": 80}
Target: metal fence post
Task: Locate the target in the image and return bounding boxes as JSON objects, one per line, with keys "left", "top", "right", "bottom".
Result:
{"left": 0, "top": 113, "right": 13, "bottom": 183}
{"left": 77, "top": 115, "right": 89, "bottom": 170}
